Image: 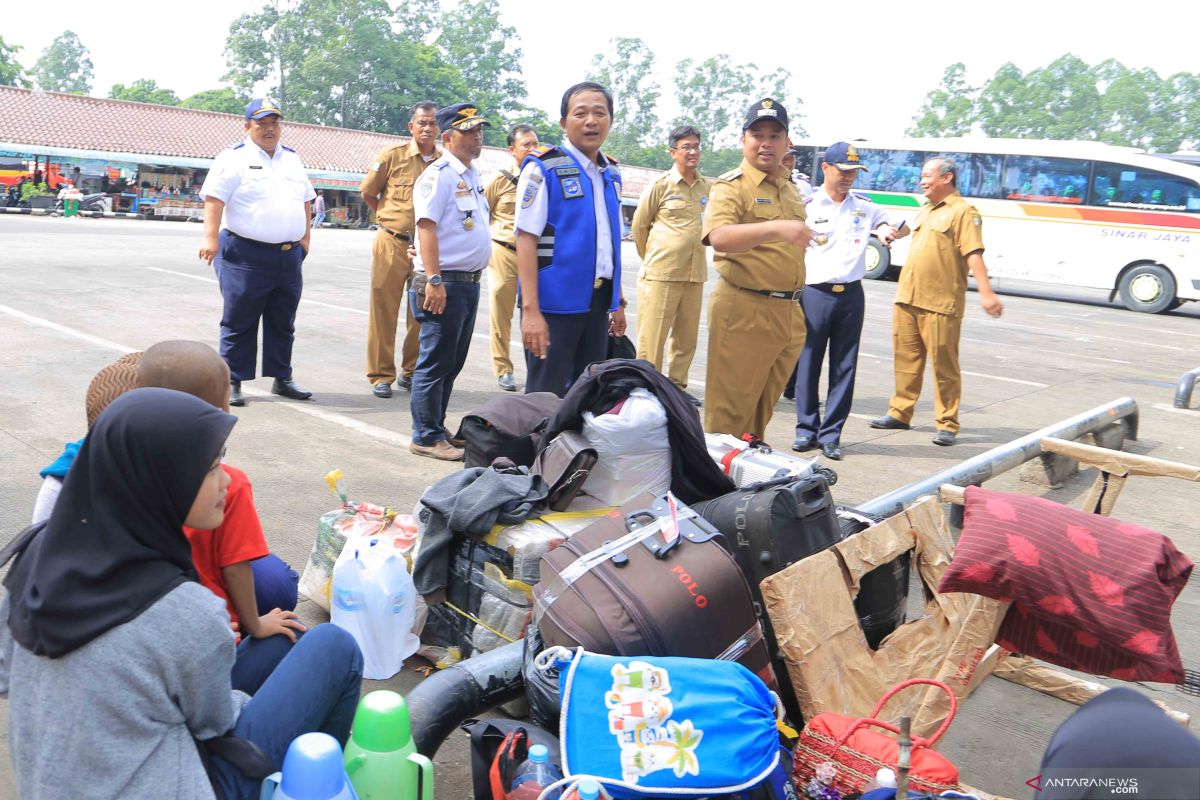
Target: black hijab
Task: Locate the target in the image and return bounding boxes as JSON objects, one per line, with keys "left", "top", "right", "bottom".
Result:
{"left": 5, "top": 388, "right": 237, "bottom": 658}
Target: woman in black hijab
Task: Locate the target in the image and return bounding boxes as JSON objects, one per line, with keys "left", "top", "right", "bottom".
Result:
{"left": 1, "top": 389, "right": 363, "bottom": 800}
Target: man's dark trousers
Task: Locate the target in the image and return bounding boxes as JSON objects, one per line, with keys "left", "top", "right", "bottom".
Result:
{"left": 524, "top": 280, "right": 612, "bottom": 398}
{"left": 409, "top": 277, "right": 480, "bottom": 445}
{"left": 794, "top": 281, "right": 865, "bottom": 445}
{"left": 214, "top": 229, "right": 303, "bottom": 381}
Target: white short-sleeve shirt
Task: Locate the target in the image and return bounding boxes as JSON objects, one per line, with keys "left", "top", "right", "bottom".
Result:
{"left": 412, "top": 151, "right": 491, "bottom": 273}
{"left": 200, "top": 137, "right": 316, "bottom": 244}
{"left": 513, "top": 139, "right": 615, "bottom": 280}
{"left": 804, "top": 187, "right": 897, "bottom": 284}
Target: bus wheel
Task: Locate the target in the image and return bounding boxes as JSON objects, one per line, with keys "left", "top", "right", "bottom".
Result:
{"left": 864, "top": 238, "right": 891, "bottom": 280}
{"left": 1118, "top": 264, "right": 1177, "bottom": 313}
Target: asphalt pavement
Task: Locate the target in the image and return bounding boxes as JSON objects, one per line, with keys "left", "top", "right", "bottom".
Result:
{"left": 2, "top": 215, "right": 1199, "bottom": 799}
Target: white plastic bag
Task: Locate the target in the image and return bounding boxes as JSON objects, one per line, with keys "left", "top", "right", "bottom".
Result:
{"left": 581, "top": 388, "right": 672, "bottom": 505}
{"left": 331, "top": 528, "right": 420, "bottom": 679}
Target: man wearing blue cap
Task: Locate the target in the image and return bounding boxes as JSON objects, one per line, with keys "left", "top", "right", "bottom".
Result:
{"left": 791, "top": 143, "right": 907, "bottom": 460}
{"left": 199, "top": 98, "right": 316, "bottom": 407}
{"left": 407, "top": 103, "right": 493, "bottom": 461}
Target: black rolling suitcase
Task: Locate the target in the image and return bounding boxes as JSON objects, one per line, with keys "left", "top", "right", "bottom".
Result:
{"left": 837, "top": 506, "right": 911, "bottom": 650}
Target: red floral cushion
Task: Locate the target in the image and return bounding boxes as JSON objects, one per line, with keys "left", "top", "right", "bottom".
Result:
{"left": 938, "top": 486, "right": 1193, "bottom": 682}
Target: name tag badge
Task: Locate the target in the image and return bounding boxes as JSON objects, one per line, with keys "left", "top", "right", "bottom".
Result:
{"left": 562, "top": 176, "right": 584, "bottom": 199}
{"left": 248, "top": 165, "right": 263, "bottom": 170}
{"left": 754, "top": 198, "right": 772, "bottom": 205}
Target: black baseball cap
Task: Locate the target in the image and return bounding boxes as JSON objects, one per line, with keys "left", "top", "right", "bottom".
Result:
{"left": 742, "top": 98, "right": 788, "bottom": 132}
{"left": 437, "top": 103, "right": 491, "bottom": 133}
{"left": 823, "top": 142, "right": 869, "bottom": 171}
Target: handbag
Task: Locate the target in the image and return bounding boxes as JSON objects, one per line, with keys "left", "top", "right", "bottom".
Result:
{"left": 533, "top": 431, "right": 598, "bottom": 512}
{"left": 793, "top": 679, "right": 959, "bottom": 796}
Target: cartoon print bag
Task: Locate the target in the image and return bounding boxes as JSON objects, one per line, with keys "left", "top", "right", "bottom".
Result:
{"left": 537, "top": 647, "right": 782, "bottom": 798}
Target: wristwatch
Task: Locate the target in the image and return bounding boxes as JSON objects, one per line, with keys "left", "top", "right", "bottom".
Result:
{"left": 428, "top": 274, "right": 443, "bottom": 287}
{"left": 618, "top": 297, "right": 628, "bottom": 308}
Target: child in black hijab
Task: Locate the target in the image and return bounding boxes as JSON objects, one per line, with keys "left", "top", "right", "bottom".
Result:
{"left": 1, "top": 388, "right": 363, "bottom": 800}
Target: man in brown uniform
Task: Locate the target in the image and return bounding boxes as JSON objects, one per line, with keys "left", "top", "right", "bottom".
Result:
{"left": 869, "top": 156, "right": 1003, "bottom": 446}
{"left": 702, "top": 99, "right": 813, "bottom": 438}
{"left": 632, "top": 124, "right": 711, "bottom": 407}
{"left": 361, "top": 101, "right": 441, "bottom": 398}
{"left": 483, "top": 123, "right": 540, "bottom": 392}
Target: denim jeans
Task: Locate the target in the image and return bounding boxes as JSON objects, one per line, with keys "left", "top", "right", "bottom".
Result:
{"left": 409, "top": 278, "right": 481, "bottom": 445}
{"left": 212, "top": 624, "right": 363, "bottom": 800}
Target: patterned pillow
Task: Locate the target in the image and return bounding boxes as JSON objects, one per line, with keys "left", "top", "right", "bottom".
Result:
{"left": 938, "top": 486, "right": 1193, "bottom": 682}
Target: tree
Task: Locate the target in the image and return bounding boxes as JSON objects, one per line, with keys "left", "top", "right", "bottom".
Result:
{"left": 907, "top": 63, "right": 975, "bottom": 137}
{"left": 32, "top": 30, "right": 93, "bottom": 94}
{"left": 585, "top": 37, "right": 663, "bottom": 166}
{"left": 436, "top": 0, "right": 527, "bottom": 146}
{"left": 224, "top": 1, "right": 301, "bottom": 108}
{"left": 1168, "top": 72, "right": 1200, "bottom": 151}
{"left": 504, "top": 104, "right": 562, "bottom": 147}
{"left": 394, "top": 0, "right": 441, "bottom": 42}
{"left": 1094, "top": 60, "right": 1179, "bottom": 152}
{"left": 109, "top": 79, "right": 181, "bottom": 106}
{"left": 0, "top": 35, "right": 29, "bottom": 88}
{"left": 181, "top": 88, "right": 247, "bottom": 115}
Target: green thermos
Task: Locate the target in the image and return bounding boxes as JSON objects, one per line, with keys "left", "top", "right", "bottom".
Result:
{"left": 343, "top": 690, "right": 434, "bottom": 800}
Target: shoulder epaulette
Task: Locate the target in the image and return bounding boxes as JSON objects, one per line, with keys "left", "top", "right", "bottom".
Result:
{"left": 603, "top": 152, "right": 620, "bottom": 165}
{"left": 230, "top": 143, "right": 245, "bottom": 150}
{"left": 532, "top": 145, "right": 561, "bottom": 160}
{"left": 803, "top": 194, "right": 816, "bottom": 204}
{"left": 851, "top": 192, "right": 871, "bottom": 203}
{"left": 281, "top": 145, "right": 297, "bottom": 153}
{"left": 718, "top": 168, "right": 742, "bottom": 182}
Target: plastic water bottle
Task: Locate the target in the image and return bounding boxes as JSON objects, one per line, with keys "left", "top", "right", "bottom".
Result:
{"left": 863, "top": 767, "right": 897, "bottom": 792}
{"left": 509, "top": 744, "right": 563, "bottom": 800}
{"left": 565, "top": 779, "right": 603, "bottom": 800}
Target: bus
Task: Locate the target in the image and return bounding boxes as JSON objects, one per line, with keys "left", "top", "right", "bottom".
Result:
{"left": 790, "top": 138, "right": 1200, "bottom": 313}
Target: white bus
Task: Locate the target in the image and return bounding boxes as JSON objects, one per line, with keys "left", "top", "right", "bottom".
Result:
{"left": 791, "top": 138, "right": 1200, "bottom": 313}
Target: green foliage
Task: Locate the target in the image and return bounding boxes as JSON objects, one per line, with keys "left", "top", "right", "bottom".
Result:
{"left": 394, "top": 0, "right": 440, "bottom": 42}
{"left": 32, "top": 30, "right": 93, "bottom": 94}
{"left": 181, "top": 88, "right": 247, "bottom": 115}
{"left": 436, "top": 0, "right": 526, "bottom": 146}
{"left": 585, "top": 37, "right": 661, "bottom": 162}
{"left": 109, "top": 79, "right": 180, "bottom": 106}
{"left": 503, "top": 104, "right": 562, "bottom": 148}
{"left": 672, "top": 55, "right": 806, "bottom": 150}
{"left": 914, "top": 55, "right": 1200, "bottom": 152}
{"left": 0, "top": 35, "right": 29, "bottom": 88}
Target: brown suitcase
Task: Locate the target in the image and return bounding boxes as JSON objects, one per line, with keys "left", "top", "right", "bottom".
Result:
{"left": 533, "top": 492, "right": 778, "bottom": 692}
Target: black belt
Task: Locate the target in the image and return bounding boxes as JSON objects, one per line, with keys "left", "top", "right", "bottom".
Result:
{"left": 810, "top": 280, "right": 860, "bottom": 293}
{"left": 228, "top": 231, "right": 301, "bottom": 251}
{"left": 380, "top": 225, "right": 411, "bottom": 242}
{"left": 414, "top": 270, "right": 483, "bottom": 284}
{"left": 735, "top": 284, "right": 803, "bottom": 301}
{"left": 493, "top": 239, "right": 516, "bottom": 252}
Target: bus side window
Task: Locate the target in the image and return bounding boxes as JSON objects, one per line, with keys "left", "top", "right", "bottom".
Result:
{"left": 1090, "top": 162, "right": 1200, "bottom": 211}
{"left": 1003, "top": 156, "right": 1091, "bottom": 204}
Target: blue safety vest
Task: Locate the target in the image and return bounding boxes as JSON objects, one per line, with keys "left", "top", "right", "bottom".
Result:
{"left": 521, "top": 145, "right": 623, "bottom": 315}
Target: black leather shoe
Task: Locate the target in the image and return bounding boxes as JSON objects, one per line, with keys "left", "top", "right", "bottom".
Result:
{"left": 791, "top": 435, "right": 817, "bottom": 452}
{"left": 229, "top": 381, "right": 245, "bottom": 407}
{"left": 372, "top": 382, "right": 392, "bottom": 399}
{"left": 396, "top": 374, "right": 413, "bottom": 391}
{"left": 271, "top": 377, "right": 313, "bottom": 401}
{"left": 932, "top": 430, "right": 957, "bottom": 446}
{"left": 868, "top": 415, "right": 911, "bottom": 430}
{"left": 821, "top": 442, "right": 844, "bottom": 460}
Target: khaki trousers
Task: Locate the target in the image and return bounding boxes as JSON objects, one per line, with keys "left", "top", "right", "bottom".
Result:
{"left": 635, "top": 277, "right": 704, "bottom": 388}
{"left": 366, "top": 228, "right": 420, "bottom": 384}
{"left": 487, "top": 243, "right": 519, "bottom": 376}
{"left": 887, "top": 302, "right": 963, "bottom": 432}
{"left": 704, "top": 279, "right": 806, "bottom": 438}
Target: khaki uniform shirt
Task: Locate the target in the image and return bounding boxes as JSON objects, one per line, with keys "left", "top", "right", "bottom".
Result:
{"left": 359, "top": 140, "right": 441, "bottom": 233}
{"left": 483, "top": 164, "right": 520, "bottom": 244}
{"left": 701, "top": 159, "right": 807, "bottom": 291}
{"left": 895, "top": 191, "right": 985, "bottom": 317}
{"left": 632, "top": 167, "right": 712, "bottom": 283}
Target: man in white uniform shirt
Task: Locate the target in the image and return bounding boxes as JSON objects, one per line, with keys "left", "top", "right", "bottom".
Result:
{"left": 199, "top": 98, "right": 316, "bottom": 407}
{"left": 792, "top": 142, "right": 907, "bottom": 460}
{"left": 407, "top": 103, "right": 493, "bottom": 461}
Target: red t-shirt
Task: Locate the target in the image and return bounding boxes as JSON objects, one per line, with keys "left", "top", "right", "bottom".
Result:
{"left": 183, "top": 464, "right": 269, "bottom": 627}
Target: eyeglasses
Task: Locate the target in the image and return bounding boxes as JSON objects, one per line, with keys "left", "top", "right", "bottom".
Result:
{"left": 671, "top": 144, "right": 702, "bottom": 153}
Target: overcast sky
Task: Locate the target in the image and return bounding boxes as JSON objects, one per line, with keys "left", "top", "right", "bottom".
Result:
{"left": 7, "top": 0, "right": 1198, "bottom": 144}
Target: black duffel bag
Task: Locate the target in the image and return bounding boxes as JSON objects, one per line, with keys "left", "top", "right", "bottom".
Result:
{"left": 453, "top": 392, "right": 561, "bottom": 468}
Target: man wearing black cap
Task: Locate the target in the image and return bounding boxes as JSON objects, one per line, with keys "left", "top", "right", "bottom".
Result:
{"left": 701, "top": 99, "right": 814, "bottom": 438}
{"left": 199, "top": 98, "right": 316, "bottom": 407}
{"left": 407, "top": 103, "right": 492, "bottom": 461}
{"left": 792, "top": 143, "right": 907, "bottom": 460}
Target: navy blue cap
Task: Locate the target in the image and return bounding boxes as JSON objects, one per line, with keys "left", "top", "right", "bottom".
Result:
{"left": 244, "top": 98, "right": 283, "bottom": 121}
{"left": 742, "top": 98, "right": 788, "bottom": 131}
{"left": 436, "top": 103, "right": 490, "bottom": 133}
{"left": 823, "top": 142, "right": 868, "bottom": 171}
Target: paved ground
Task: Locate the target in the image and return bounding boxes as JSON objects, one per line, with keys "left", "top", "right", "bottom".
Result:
{"left": 2, "top": 215, "right": 1199, "bottom": 799}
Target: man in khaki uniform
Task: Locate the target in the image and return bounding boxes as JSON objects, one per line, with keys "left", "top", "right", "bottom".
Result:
{"left": 702, "top": 99, "right": 813, "bottom": 438}
{"left": 632, "top": 124, "right": 711, "bottom": 407}
{"left": 870, "top": 156, "right": 1004, "bottom": 446}
{"left": 483, "top": 123, "right": 540, "bottom": 392}
{"left": 361, "top": 101, "right": 441, "bottom": 398}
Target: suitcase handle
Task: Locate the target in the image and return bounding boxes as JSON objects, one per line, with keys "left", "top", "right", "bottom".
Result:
{"left": 625, "top": 510, "right": 681, "bottom": 559}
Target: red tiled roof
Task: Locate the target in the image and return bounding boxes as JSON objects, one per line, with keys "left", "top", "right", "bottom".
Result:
{"left": 0, "top": 85, "right": 661, "bottom": 196}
